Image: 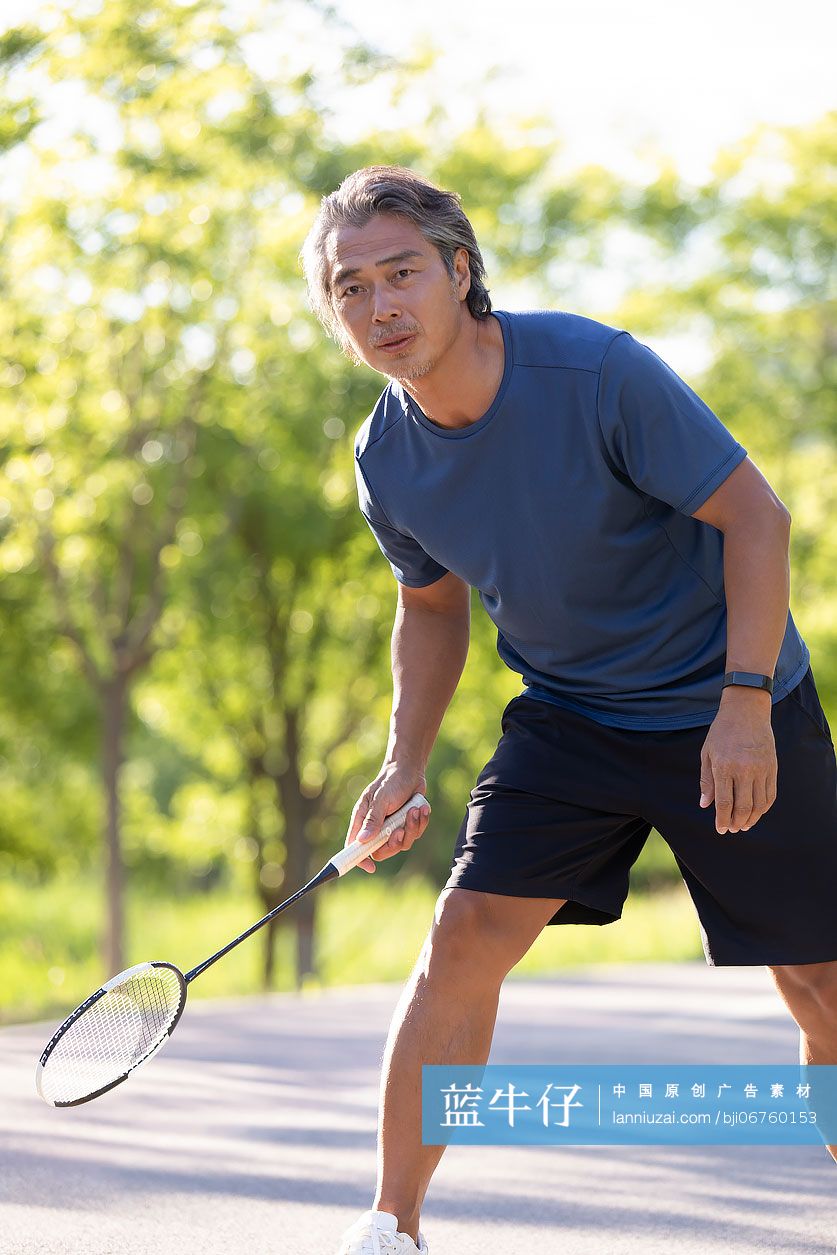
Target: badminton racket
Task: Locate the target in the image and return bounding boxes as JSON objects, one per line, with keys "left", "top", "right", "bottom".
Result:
{"left": 36, "top": 792, "right": 428, "bottom": 1107}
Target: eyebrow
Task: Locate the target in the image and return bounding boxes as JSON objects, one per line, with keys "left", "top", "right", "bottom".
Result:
{"left": 331, "top": 249, "right": 425, "bottom": 291}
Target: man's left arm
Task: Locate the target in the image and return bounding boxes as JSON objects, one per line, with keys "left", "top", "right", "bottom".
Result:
{"left": 691, "top": 456, "right": 793, "bottom": 836}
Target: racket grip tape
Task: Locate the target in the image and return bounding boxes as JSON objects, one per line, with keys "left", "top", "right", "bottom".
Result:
{"left": 330, "top": 793, "right": 429, "bottom": 876}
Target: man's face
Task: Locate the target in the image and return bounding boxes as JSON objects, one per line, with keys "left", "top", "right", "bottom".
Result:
{"left": 325, "top": 213, "right": 470, "bottom": 382}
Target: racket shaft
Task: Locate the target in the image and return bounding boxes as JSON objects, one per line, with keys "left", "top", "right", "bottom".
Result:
{"left": 184, "top": 792, "right": 428, "bottom": 983}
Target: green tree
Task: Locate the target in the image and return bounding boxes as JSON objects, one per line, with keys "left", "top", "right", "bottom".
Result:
{"left": 609, "top": 112, "right": 837, "bottom": 696}
{"left": 0, "top": 0, "right": 360, "bottom": 972}
{"left": 5, "top": 3, "right": 830, "bottom": 999}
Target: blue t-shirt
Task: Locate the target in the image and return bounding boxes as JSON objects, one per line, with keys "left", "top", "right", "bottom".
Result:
{"left": 353, "top": 309, "right": 809, "bottom": 730}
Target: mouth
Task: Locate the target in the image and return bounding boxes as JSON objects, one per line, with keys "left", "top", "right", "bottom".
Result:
{"left": 375, "top": 333, "right": 416, "bottom": 354}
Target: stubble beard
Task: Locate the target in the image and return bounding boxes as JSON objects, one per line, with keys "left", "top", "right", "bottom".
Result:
{"left": 338, "top": 330, "right": 434, "bottom": 381}
{"left": 385, "top": 351, "right": 436, "bottom": 384}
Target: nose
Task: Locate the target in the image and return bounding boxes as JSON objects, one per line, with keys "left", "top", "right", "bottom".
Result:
{"left": 370, "top": 282, "right": 401, "bottom": 322}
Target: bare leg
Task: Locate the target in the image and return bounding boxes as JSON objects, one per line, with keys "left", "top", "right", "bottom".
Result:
{"left": 769, "top": 960, "right": 837, "bottom": 1165}
{"left": 372, "top": 887, "right": 566, "bottom": 1243}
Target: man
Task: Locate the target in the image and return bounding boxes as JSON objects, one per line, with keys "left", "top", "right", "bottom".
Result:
{"left": 300, "top": 165, "right": 837, "bottom": 1255}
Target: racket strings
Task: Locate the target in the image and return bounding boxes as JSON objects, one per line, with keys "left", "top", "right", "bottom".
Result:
{"left": 39, "top": 965, "right": 184, "bottom": 1105}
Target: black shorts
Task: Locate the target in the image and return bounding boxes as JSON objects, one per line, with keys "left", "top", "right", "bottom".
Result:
{"left": 444, "top": 666, "right": 837, "bottom": 966}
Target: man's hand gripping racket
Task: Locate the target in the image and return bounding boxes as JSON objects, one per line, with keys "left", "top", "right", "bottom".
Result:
{"left": 348, "top": 775, "right": 432, "bottom": 872}
{"left": 35, "top": 792, "right": 428, "bottom": 1108}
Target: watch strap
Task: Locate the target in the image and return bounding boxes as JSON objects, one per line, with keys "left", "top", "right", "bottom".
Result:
{"left": 722, "top": 671, "right": 774, "bottom": 695}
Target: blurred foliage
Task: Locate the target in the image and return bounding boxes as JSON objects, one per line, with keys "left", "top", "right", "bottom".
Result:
{"left": 0, "top": 870, "right": 700, "bottom": 1025}
{"left": 0, "top": 0, "right": 833, "bottom": 996}
{"left": 612, "top": 112, "right": 837, "bottom": 681}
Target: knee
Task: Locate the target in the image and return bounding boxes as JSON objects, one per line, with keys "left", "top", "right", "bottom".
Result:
{"left": 772, "top": 961, "right": 837, "bottom": 1028}
{"left": 419, "top": 888, "right": 520, "bottom": 980}
{"left": 806, "top": 964, "right": 837, "bottom": 1022}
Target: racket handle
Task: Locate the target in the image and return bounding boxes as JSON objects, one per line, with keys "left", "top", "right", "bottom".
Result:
{"left": 330, "top": 793, "right": 429, "bottom": 877}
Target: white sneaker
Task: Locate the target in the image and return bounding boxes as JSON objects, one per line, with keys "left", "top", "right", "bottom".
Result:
{"left": 333, "top": 1209, "right": 429, "bottom": 1254}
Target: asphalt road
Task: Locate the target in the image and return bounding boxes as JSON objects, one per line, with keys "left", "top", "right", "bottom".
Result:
{"left": 1, "top": 962, "right": 835, "bottom": 1255}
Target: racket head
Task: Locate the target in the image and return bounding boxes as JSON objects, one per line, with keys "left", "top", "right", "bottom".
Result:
{"left": 36, "top": 960, "right": 187, "bottom": 1108}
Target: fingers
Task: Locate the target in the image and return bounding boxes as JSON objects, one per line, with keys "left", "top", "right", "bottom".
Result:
{"left": 726, "top": 777, "right": 753, "bottom": 834}
{"left": 396, "top": 802, "right": 431, "bottom": 854}
{"left": 711, "top": 767, "right": 755, "bottom": 834}
{"left": 346, "top": 789, "right": 432, "bottom": 874}
{"left": 705, "top": 760, "right": 776, "bottom": 835}
{"left": 368, "top": 802, "right": 431, "bottom": 863}
{"left": 712, "top": 772, "right": 735, "bottom": 833}
{"left": 736, "top": 771, "right": 777, "bottom": 831}
{"left": 740, "top": 777, "right": 767, "bottom": 831}
{"left": 347, "top": 790, "right": 375, "bottom": 845}
{"left": 346, "top": 790, "right": 378, "bottom": 873}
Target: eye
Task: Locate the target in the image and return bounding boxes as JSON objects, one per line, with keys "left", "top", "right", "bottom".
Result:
{"left": 340, "top": 284, "right": 362, "bottom": 298}
{"left": 395, "top": 268, "right": 413, "bottom": 279}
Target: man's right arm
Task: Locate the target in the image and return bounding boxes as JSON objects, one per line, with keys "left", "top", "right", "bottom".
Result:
{"left": 346, "top": 570, "right": 471, "bottom": 871}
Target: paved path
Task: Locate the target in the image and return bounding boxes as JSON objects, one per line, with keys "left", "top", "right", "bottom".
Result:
{"left": 1, "top": 962, "right": 834, "bottom": 1254}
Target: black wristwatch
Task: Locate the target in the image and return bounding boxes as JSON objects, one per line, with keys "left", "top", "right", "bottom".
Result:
{"left": 722, "top": 671, "right": 774, "bottom": 695}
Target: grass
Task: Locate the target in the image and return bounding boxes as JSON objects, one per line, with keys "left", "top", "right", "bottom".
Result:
{"left": 0, "top": 870, "right": 704, "bottom": 1026}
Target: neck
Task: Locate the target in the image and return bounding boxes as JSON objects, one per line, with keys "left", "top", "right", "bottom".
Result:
{"left": 399, "top": 312, "right": 504, "bottom": 429}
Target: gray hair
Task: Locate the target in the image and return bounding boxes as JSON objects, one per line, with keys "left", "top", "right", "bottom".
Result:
{"left": 299, "top": 165, "right": 492, "bottom": 349}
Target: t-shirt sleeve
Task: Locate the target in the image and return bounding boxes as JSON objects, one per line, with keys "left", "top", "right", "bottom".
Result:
{"left": 354, "top": 457, "right": 449, "bottom": 588}
{"left": 596, "top": 331, "right": 748, "bottom": 515}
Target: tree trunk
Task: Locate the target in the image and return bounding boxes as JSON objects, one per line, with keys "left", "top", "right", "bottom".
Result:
{"left": 269, "top": 705, "right": 320, "bottom": 990}
{"left": 101, "top": 676, "right": 128, "bottom": 974}
{"left": 263, "top": 913, "right": 280, "bottom": 987}
{"left": 295, "top": 892, "right": 316, "bottom": 988}
{"left": 259, "top": 889, "right": 316, "bottom": 989}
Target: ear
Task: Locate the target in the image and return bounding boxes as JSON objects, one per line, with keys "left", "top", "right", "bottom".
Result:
{"left": 453, "top": 246, "right": 471, "bottom": 301}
